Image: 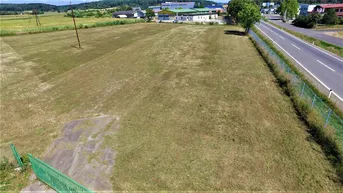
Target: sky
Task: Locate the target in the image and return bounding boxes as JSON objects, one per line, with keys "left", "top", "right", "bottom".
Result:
{"left": 0, "top": 0, "right": 100, "bottom": 5}
{"left": 0, "top": 0, "right": 228, "bottom": 5}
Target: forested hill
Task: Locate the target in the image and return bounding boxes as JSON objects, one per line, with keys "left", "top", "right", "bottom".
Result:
{"left": 1, "top": 0, "right": 343, "bottom": 12}
{"left": 0, "top": 0, "right": 216, "bottom": 12}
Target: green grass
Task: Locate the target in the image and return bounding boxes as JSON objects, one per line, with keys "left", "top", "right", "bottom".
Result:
{"left": 0, "top": 23, "right": 341, "bottom": 191}
{"left": 315, "top": 24, "right": 343, "bottom": 30}
{"left": 267, "top": 21, "right": 343, "bottom": 57}
{"left": 0, "top": 14, "right": 143, "bottom": 36}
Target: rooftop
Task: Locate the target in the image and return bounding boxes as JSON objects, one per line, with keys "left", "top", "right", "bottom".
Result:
{"left": 316, "top": 4, "right": 343, "bottom": 8}
{"left": 170, "top": 9, "right": 197, "bottom": 13}
{"left": 170, "top": 8, "right": 211, "bottom": 13}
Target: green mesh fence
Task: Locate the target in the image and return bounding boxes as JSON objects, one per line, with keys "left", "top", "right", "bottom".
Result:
{"left": 28, "top": 154, "right": 93, "bottom": 193}
{"left": 249, "top": 29, "right": 343, "bottom": 147}
{"left": 10, "top": 144, "right": 24, "bottom": 169}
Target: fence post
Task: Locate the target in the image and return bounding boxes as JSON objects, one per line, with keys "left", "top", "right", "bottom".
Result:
{"left": 324, "top": 109, "right": 332, "bottom": 128}
{"left": 328, "top": 89, "right": 333, "bottom": 98}
{"left": 300, "top": 82, "right": 306, "bottom": 96}
{"left": 10, "top": 144, "right": 25, "bottom": 169}
{"left": 311, "top": 94, "right": 316, "bottom": 109}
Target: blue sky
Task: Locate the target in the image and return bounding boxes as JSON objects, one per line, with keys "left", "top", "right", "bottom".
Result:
{"left": 0, "top": 0, "right": 228, "bottom": 5}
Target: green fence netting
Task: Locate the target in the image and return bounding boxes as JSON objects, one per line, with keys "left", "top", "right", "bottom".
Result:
{"left": 249, "top": 28, "right": 343, "bottom": 147}
{"left": 28, "top": 154, "right": 93, "bottom": 193}
{"left": 10, "top": 143, "right": 24, "bottom": 169}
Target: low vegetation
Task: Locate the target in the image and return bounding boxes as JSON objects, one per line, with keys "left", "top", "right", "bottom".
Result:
{"left": 0, "top": 154, "right": 31, "bottom": 191}
{"left": 0, "top": 14, "right": 144, "bottom": 36}
{"left": 251, "top": 27, "right": 343, "bottom": 182}
{"left": 268, "top": 21, "right": 343, "bottom": 57}
{"left": 1, "top": 23, "right": 340, "bottom": 191}
{"left": 292, "top": 13, "right": 321, "bottom": 28}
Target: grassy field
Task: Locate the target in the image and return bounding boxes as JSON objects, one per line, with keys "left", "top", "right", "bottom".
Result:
{"left": 0, "top": 13, "right": 140, "bottom": 35}
{"left": 0, "top": 23, "right": 341, "bottom": 191}
{"left": 0, "top": 13, "right": 116, "bottom": 29}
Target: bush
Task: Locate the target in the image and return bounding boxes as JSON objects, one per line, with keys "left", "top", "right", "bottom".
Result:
{"left": 322, "top": 8, "right": 339, "bottom": 25}
{"left": 293, "top": 13, "right": 321, "bottom": 28}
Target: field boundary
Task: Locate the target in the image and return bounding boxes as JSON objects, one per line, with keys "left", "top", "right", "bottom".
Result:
{"left": 0, "top": 19, "right": 145, "bottom": 36}
{"left": 249, "top": 27, "right": 343, "bottom": 182}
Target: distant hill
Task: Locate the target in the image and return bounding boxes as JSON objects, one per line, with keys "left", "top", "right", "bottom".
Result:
{"left": 0, "top": 0, "right": 218, "bottom": 12}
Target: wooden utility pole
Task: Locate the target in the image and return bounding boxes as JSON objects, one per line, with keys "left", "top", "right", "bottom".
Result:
{"left": 33, "top": 10, "right": 41, "bottom": 26}
{"left": 70, "top": 1, "right": 81, "bottom": 48}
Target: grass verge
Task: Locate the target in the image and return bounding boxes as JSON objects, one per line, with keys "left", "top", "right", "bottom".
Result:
{"left": 267, "top": 21, "right": 343, "bottom": 57}
{"left": 251, "top": 26, "right": 343, "bottom": 182}
{"left": 0, "top": 19, "right": 145, "bottom": 36}
{"left": 0, "top": 154, "right": 31, "bottom": 191}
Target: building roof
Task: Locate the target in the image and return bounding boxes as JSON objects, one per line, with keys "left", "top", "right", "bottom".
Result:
{"left": 192, "top": 8, "right": 211, "bottom": 12}
{"left": 205, "top": 5, "right": 223, "bottom": 9}
{"left": 163, "top": 2, "right": 194, "bottom": 4}
{"left": 170, "top": 9, "right": 197, "bottom": 13}
{"left": 316, "top": 4, "right": 343, "bottom": 8}
{"left": 113, "top": 11, "right": 135, "bottom": 15}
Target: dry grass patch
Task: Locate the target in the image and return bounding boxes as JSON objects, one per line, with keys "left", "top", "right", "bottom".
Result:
{"left": 0, "top": 23, "right": 341, "bottom": 191}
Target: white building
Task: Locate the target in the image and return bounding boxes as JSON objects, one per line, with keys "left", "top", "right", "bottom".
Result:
{"left": 299, "top": 4, "right": 316, "bottom": 16}
{"left": 175, "top": 14, "right": 218, "bottom": 21}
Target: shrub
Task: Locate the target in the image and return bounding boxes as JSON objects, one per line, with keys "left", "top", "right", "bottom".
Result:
{"left": 0, "top": 30, "right": 16, "bottom": 36}
{"left": 293, "top": 13, "right": 321, "bottom": 28}
{"left": 322, "top": 9, "right": 339, "bottom": 25}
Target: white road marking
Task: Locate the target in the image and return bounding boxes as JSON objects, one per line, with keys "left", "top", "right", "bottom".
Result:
{"left": 292, "top": 44, "right": 301, "bottom": 50}
{"left": 255, "top": 25, "right": 331, "bottom": 90}
{"left": 332, "top": 91, "right": 343, "bottom": 102}
{"left": 262, "top": 21, "right": 343, "bottom": 63}
{"left": 317, "top": 60, "right": 336, "bottom": 72}
{"left": 260, "top": 24, "right": 285, "bottom": 39}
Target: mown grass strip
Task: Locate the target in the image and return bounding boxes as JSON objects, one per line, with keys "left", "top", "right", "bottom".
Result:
{"left": 267, "top": 21, "right": 343, "bottom": 57}
{"left": 250, "top": 26, "right": 343, "bottom": 182}
{"left": 0, "top": 19, "right": 145, "bottom": 36}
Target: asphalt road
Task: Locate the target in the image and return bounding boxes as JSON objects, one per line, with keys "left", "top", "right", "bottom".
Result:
{"left": 255, "top": 21, "right": 343, "bottom": 101}
{"left": 268, "top": 18, "right": 343, "bottom": 47}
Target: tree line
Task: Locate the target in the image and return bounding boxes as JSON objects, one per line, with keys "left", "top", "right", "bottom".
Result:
{"left": 0, "top": 0, "right": 216, "bottom": 13}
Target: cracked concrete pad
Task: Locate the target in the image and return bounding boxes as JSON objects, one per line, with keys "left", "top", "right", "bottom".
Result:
{"left": 21, "top": 115, "right": 119, "bottom": 192}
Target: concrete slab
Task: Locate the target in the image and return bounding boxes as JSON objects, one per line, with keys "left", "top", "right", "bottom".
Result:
{"left": 21, "top": 115, "right": 119, "bottom": 192}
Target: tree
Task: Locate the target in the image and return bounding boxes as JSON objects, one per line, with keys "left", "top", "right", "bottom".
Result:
{"left": 145, "top": 9, "right": 155, "bottom": 22}
{"left": 322, "top": 8, "right": 338, "bottom": 25}
{"left": 227, "top": 0, "right": 253, "bottom": 23}
{"left": 237, "top": 3, "right": 261, "bottom": 34}
{"left": 279, "top": 0, "right": 299, "bottom": 21}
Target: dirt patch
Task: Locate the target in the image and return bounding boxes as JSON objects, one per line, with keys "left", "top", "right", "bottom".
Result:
{"left": 324, "top": 31, "right": 343, "bottom": 39}
{"left": 21, "top": 115, "right": 119, "bottom": 192}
